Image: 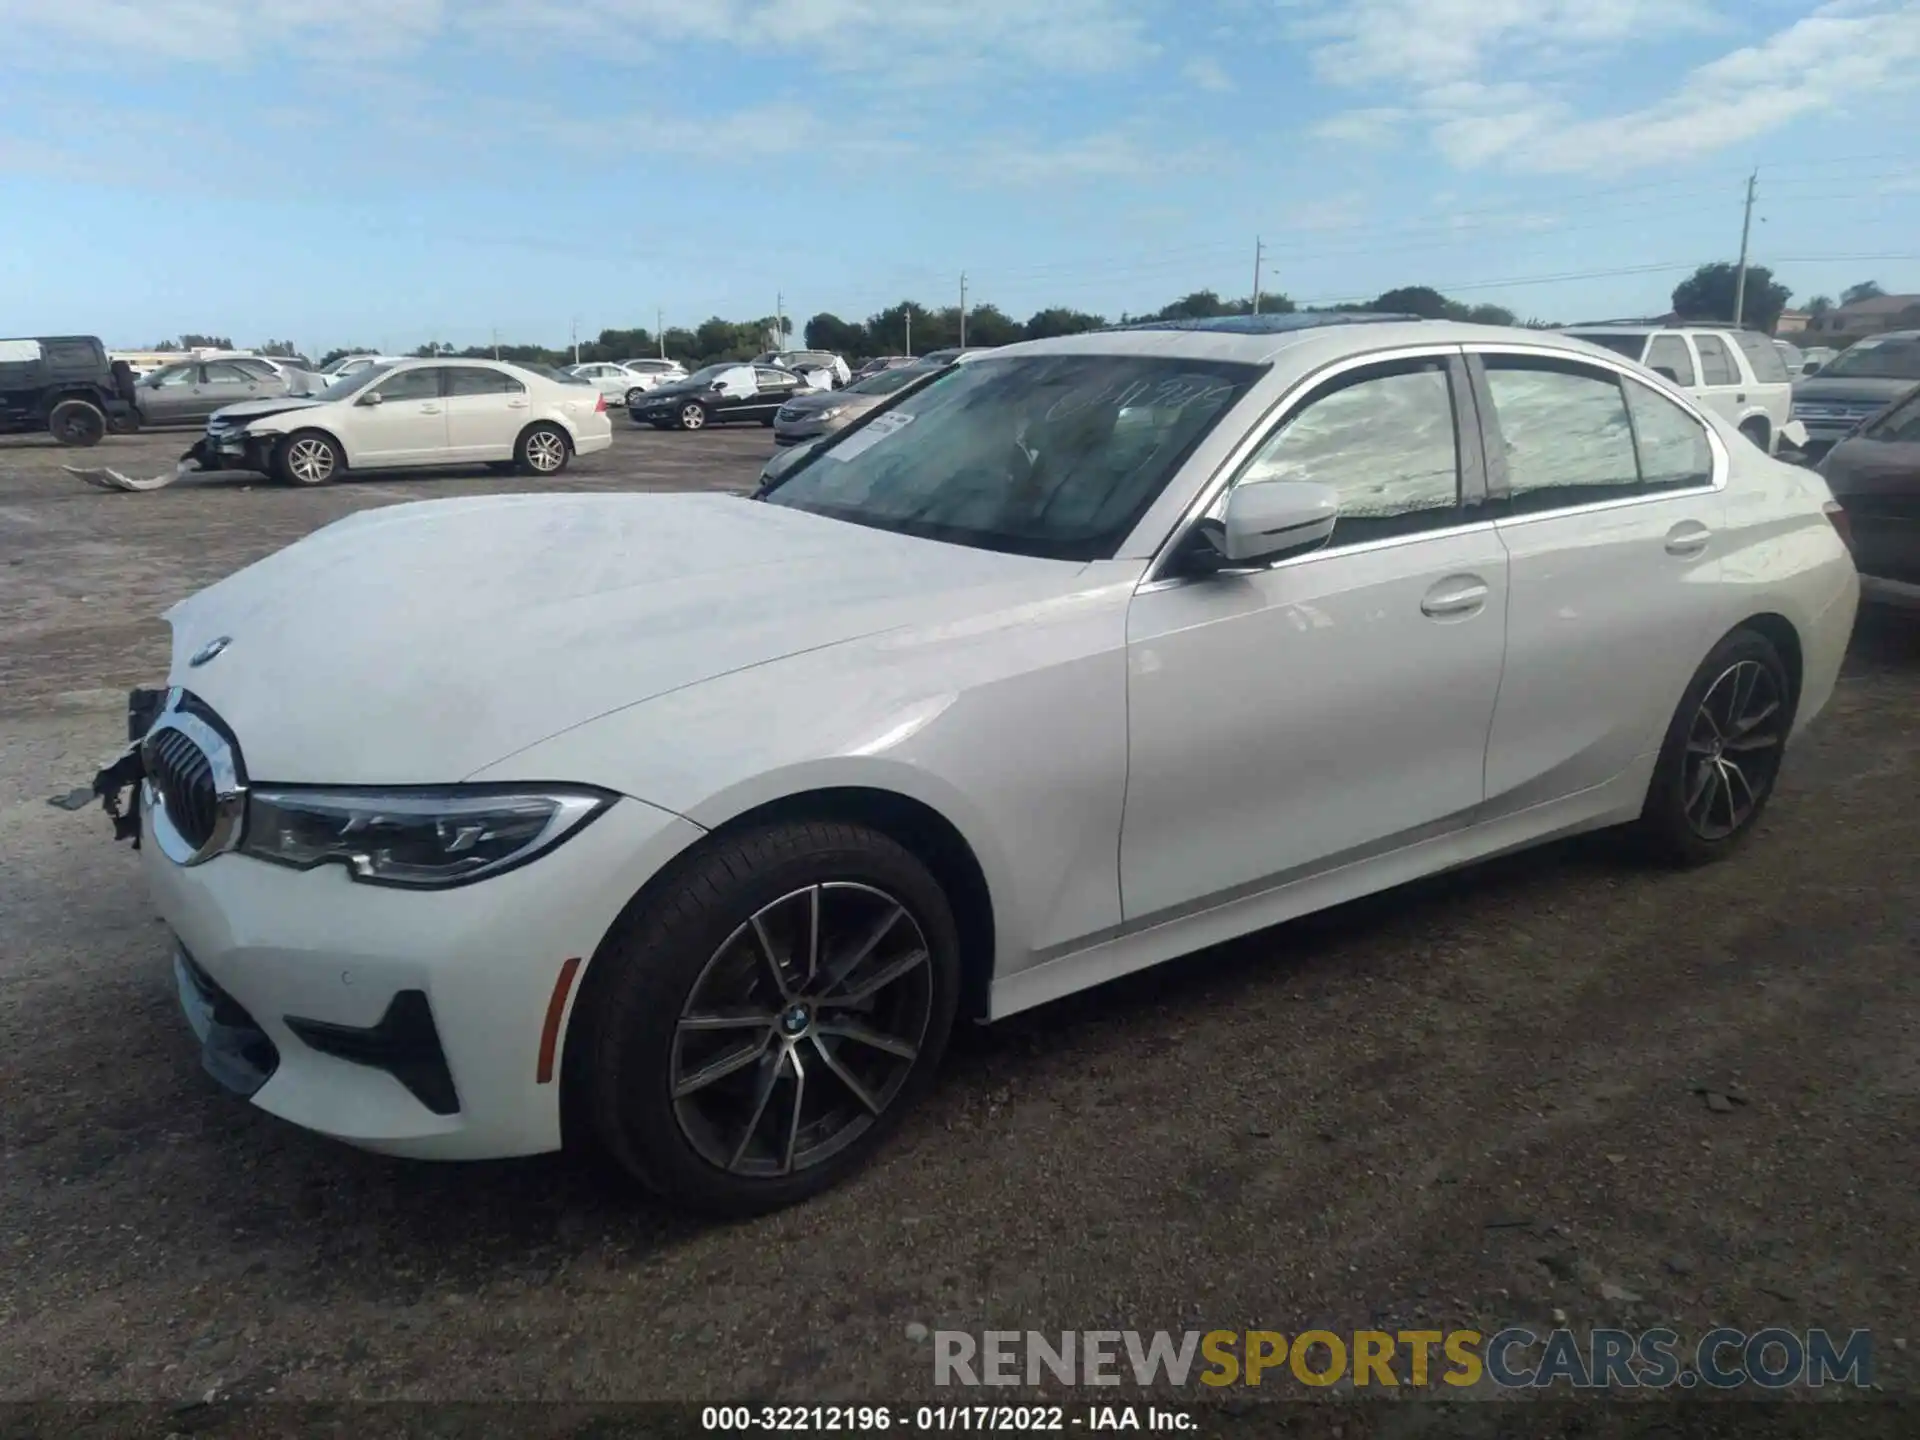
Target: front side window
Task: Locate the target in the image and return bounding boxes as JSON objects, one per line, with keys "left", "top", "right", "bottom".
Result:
{"left": 200, "top": 362, "right": 255, "bottom": 384}
{"left": 1232, "top": 360, "right": 1462, "bottom": 547}
{"left": 1645, "top": 335, "right": 1696, "bottom": 387}
{"left": 765, "top": 354, "right": 1260, "bottom": 560}
{"left": 151, "top": 365, "right": 194, "bottom": 387}
{"left": 1483, "top": 359, "right": 1639, "bottom": 512}
{"left": 1693, "top": 335, "right": 1739, "bottom": 385}
{"left": 368, "top": 367, "right": 442, "bottom": 402}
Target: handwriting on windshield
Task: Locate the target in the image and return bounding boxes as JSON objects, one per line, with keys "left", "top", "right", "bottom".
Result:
{"left": 1043, "top": 374, "right": 1238, "bottom": 422}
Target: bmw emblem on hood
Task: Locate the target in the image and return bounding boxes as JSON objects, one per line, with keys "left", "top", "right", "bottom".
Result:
{"left": 189, "top": 636, "right": 233, "bottom": 667}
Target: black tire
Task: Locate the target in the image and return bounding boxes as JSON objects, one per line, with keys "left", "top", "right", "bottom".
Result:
{"left": 271, "top": 430, "right": 342, "bottom": 486}
{"left": 108, "top": 408, "right": 140, "bottom": 436}
{"left": 1632, "top": 628, "right": 1795, "bottom": 867}
{"left": 515, "top": 423, "right": 571, "bottom": 476}
{"left": 677, "top": 402, "right": 708, "bottom": 431}
{"left": 48, "top": 399, "right": 107, "bottom": 447}
{"left": 624, "top": 388, "right": 646, "bottom": 408}
{"left": 577, "top": 820, "right": 961, "bottom": 1216}
{"left": 1739, "top": 418, "right": 1771, "bottom": 454}
{"left": 761, "top": 415, "right": 775, "bottom": 427}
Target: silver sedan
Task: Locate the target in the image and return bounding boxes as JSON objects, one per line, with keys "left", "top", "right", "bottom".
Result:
{"left": 771, "top": 361, "right": 940, "bottom": 446}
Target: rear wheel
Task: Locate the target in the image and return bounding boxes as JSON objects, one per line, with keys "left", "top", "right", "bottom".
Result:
{"left": 272, "top": 430, "right": 342, "bottom": 485}
{"left": 577, "top": 821, "right": 960, "bottom": 1215}
{"left": 678, "top": 403, "right": 707, "bottom": 431}
{"left": 48, "top": 399, "right": 107, "bottom": 447}
{"left": 1633, "top": 628, "right": 1794, "bottom": 866}
{"left": 1739, "top": 417, "right": 1772, "bottom": 454}
{"left": 516, "top": 423, "right": 571, "bottom": 476}
{"left": 625, "top": 388, "right": 646, "bottom": 407}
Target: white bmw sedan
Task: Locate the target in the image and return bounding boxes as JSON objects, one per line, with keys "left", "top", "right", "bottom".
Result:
{"left": 186, "top": 357, "right": 613, "bottom": 485}
{"left": 110, "top": 316, "right": 1858, "bottom": 1214}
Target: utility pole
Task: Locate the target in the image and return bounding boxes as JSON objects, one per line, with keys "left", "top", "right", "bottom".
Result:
{"left": 905, "top": 308, "right": 913, "bottom": 358}
{"left": 570, "top": 316, "right": 580, "bottom": 366}
{"left": 1252, "top": 236, "right": 1265, "bottom": 315}
{"left": 491, "top": 327, "right": 499, "bottom": 361}
{"left": 776, "top": 291, "right": 785, "bottom": 352}
{"left": 657, "top": 307, "right": 665, "bottom": 359}
{"left": 959, "top": 271, "right": 968, "bottom": 348}
{"left": 1732, "top": 168, "right": 1758, "bottom": 328}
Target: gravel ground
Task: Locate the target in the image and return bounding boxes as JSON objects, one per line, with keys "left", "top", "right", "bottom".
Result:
{"left": 0, "top": 422, "right": 1916, "bottom": 1415}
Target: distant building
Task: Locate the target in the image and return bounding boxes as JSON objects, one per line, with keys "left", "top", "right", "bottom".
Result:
{"left": 1774, "top": 309, "right": 1810, "bottom": 335}
{"left": 1800, "top": 294, "right": 1920, "bottom": 346}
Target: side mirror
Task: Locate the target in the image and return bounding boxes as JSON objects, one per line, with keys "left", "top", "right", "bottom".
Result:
{"left": 1652, "top": 365, "right": 1680, "bottom": 383}
{"left": 1205, "top": 479, "right": 1340, "bottom": 566}
{"left": 358, "top": 391, "right": 385, "bottom": 406}
{"left": 1801, "top": 361, "right": 1822, "bottom": 375}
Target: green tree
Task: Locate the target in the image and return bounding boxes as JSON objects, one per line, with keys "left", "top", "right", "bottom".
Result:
{"left": 961, "top": 303, "right": 1023, "bottom": 348}
{"left": 1807, "top": 295, "right": 1834, "bottom": 315}
{"left": 178, "top": 333, "right": 233, "bottom": 350}
{"left": 1670, "top": 262, "right": 1792, "bottom": 331}
{"left": 865, "top": 301, "right": 937, "bottom": 356}
{"left": 1464, "top": 303, "right": 1517, "bottom": 326}
{"left": 1370, "top": 286, "right": 1456, "bottom": 319}
{"left": 1840, "top": 281, "right": 1885, "bottom": 307}
{"left": 1023, "top": 307, "right": 1108, "bottom": 340}
{"left": 805, "top": 312, "right": 871, "bottom": 356}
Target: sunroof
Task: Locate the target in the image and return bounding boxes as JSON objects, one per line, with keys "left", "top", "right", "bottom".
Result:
{"left": 1109, "top": 311, "right": 1423, "bottom": 335}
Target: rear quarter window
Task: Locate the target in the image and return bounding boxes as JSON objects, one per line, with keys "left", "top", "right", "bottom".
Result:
{"left": 0, "top": 339, "right": 45, "bottom": 364}
{"left": 42, "top": 339, "right": 100, "bottom": 369}
{"left": 1732, "top": 331, "right": 1790, "bottom": 384}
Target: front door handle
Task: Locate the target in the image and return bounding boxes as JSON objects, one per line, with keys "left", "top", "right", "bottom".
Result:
{"left": 420, "top": 404, "right": 442, "bottom": 414}
{"left": 507, "top": 398, "right": 530, "bottom": 408}
{"left": 1736, "top": 393, "right": 1747, "bottom": 403}
{"left": 1665, "top": 521, "right": 1712, "bottom": 558}
{"left": 1421, "top": 575, "right": 1489, "bottom": 619}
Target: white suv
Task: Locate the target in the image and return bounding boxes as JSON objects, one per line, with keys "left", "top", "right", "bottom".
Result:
{"left": 1560, "top": 324, "right": 1801, "bottom": 454}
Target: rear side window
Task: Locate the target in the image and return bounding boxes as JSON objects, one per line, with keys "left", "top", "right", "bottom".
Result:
{"left": 1645, "top": 336, "right": 1696, "bottom": 387}
{"left": 42, "top": 339, "right": 99, "bottom": 369}
{"left": 0, "top": 339, "right": 44, "bottom": 363}
{"left": 445, "top": 367, "right": 525, "bottom": 396}
{"left": 1732, "top": 331, "right": 1790, "bottom": 384}
{"left": 1693, "top": 335, "right": 1739, "bottom": 385}
{"left": 1483, "top": 358, "right": 1640, "bottom": 512}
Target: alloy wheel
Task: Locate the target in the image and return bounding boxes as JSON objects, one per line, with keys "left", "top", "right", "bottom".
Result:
{"left": 525, "top": 430, "right": 566, "bottom": 473}
{"left": 681, "top": 404, "right": 706, "bottom": 430}
{"left": 670, "top": 883, "right": 933, "bottom": 1178}
{"left": 1682, "top": 659, "right": 1785, "bottom": 841}
{"left": 286, "top": 437, "right": 334, "bottom": 483}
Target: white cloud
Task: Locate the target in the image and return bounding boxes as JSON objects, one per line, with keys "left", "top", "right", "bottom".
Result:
{"left": 0, "top": 0, "right": 1158, "bottom": 80}
{"left": 1181, "top": 56, "right": 1235, "bottom": 92}
{"left": 1296, "top": 0, "right": 1920, "bottom": 174}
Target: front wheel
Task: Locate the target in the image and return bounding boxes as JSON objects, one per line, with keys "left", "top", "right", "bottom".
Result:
{"left": 678, "top": 403, "right": 707, "bottom": 431}
{"left": 625, "top": 388, "right": 646, "bottom": 407}
{"left": 272, "top": 430, "right": 342, "bottom": 485}
{"left": 1633, "top": 628, "right": 1794, "bottom": 866}
{"left": 48, "top": 399, "right": 107, "bottom": 447}
{"left": 516, "top": 423, "right": 571, "bottom": 476}
{"left": 577, "top": 821, "right": 961, "bottom": 1216}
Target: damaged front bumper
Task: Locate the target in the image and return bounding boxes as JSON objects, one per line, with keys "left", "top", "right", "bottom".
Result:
{"left": 85, "top": 686, "right": 169, "bottom": 842}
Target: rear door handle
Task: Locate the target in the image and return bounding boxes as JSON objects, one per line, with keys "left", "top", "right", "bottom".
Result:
{"left": 1421, "top": 576, "right": 1489, "bottom": 619}
{"left": 420, "top": 404, "right": 442, "bottom": 414}
{"left": 1665, "top": 521, "right": 1712, "bottom": 558}
{"left": 507, "top": 398, "right": 529, "bottom": 409}
{"left": 1736, "top": 393, "right": 1747, "bottom": 403}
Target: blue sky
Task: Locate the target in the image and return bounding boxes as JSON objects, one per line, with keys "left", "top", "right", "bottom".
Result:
{"left": 2, "top": 0, "right": 1918, "bottom": 355}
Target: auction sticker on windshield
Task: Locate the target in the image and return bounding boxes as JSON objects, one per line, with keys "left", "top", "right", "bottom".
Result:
{"left": 827, "top": 410, "right": 914, "bottom": 461}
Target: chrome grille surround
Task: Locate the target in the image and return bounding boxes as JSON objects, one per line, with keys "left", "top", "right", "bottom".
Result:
{"left": 140, "top": 689, "right": 247, "bottom": 866}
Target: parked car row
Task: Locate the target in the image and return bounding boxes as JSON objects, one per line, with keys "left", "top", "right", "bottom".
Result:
{"left": 1559, "top": 322, "right": 1802, "bottom": 455}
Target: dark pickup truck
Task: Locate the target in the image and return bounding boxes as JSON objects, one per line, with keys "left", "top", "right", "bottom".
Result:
{"left": 0, "top": 335, "right": 138, "bottom": 445}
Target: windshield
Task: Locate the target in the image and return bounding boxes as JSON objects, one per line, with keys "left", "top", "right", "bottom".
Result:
{"left": 318, "top": 362, "right": 396, "bottom": 399}
{"left": 764, "top": 354, "right": 1261, "bottom": 560}
{"left": 846, "top": 365, "right": 935, "bottom": 397}
{"left": 684, "top": 364, "right": 733, "bottom": 384}
{"left": 1819, "top": 336, "right": 1920, "bottom": 381}
{"left": 1564, "top": 332, "right": 1649, "bottom": 361}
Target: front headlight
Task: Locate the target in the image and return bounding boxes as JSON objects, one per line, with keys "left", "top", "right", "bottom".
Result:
{"left": 239, "top": 785, "right": 614, "bottom": 888}
{"left": 812, "top": 406, "right": 844, "bottom": 422}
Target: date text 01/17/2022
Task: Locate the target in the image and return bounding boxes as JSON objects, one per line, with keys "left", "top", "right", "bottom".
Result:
{"left": 700, "top": 1405, "right": 1198, "bottom": 1432}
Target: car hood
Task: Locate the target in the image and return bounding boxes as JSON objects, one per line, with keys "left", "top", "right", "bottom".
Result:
{"left": 1793, "top": 375, "right": 1916, "bottom": 406}
{"left": 213, "top": 396, "right": 330, "bottom": 425}
{"left": 162, "top": 492, "right": 1084, "bottom": 784}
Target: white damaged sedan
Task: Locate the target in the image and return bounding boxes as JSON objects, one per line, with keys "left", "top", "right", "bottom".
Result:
{"left": 100, "top": 316, "right": 1859, "bottom": 1214}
